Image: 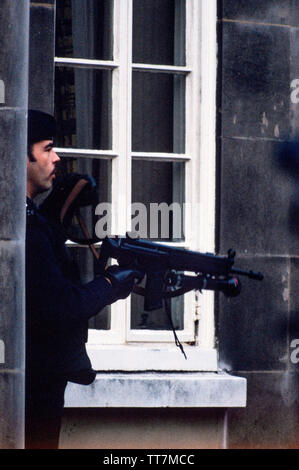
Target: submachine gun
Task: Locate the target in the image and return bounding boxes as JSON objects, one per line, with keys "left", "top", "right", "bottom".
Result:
{"left": 96, "top": 235, "right": 264, "bottom": 358}
{"left": 97, "top": 235, "right": 263, "bottom": 310}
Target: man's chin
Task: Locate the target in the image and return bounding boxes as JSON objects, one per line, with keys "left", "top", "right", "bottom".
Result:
{"left": 33, "top": 185, "right": 53, "bottom": 204}
{"left": 40, "top": 183, "right": 53, "bottom": 193}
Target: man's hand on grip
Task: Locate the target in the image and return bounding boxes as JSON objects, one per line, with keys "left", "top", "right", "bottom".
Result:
{"left": 105, "top": 265, "right": 144, "bottom": 300}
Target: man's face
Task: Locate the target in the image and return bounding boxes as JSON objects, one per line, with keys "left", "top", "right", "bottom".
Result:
{"left": 27, "top": 140, "right": 60, "bottom": 198}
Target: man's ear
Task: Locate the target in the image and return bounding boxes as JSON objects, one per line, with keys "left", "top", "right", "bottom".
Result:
{"left": 27, "top": 149, "right": 36, "bottom": 163}
{"left": 27, "top": 142, "right": 37, "bottom": 163}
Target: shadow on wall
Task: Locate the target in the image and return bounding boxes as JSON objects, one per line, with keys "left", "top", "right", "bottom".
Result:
{"left": 274, "top": 139, "right": 299, "bottom": 237}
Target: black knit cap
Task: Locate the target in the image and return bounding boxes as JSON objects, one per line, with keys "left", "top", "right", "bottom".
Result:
{"left": 27, "top": 109, "right": 56, "bottom": 144}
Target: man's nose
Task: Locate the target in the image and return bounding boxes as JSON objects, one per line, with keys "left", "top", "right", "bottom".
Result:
{"left": 52, "top": 150, "right": 60, "bottom": 163}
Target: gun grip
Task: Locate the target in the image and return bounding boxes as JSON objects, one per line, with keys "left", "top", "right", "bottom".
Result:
{"left": 95, "top": 237, "right": 111, "bottom": 275}
{"left": 144, "top": 270, "right": 165, "bottom": 311}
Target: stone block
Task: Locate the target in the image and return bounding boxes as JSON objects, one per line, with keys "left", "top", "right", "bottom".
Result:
{"left": 28, "top": 3, "right": 55, "bottom": 113}
{"left": 289, "top": 258, "right": 299, "bottom": 371}
{"left": 0, "top": 241, "right": 25, "bottom": 371}
{"left": 219, "top": 0, "right": 299, "bottom": 27}
{"left": 0, "top": 371, "right": 24, "bottom": 449}
{"left": 219, "top": 21, "right": 290, "bottom": 140}
{"left": 0, "top": 0, "right": 29, "bottom": 108}
{"left": 226, "top": 372, "right": 299, "bottom": 449}
{"left": 217, "top": 137, "right": 298, "bottom": 255}
{"left": 218, "top": 256, "right": 290, "bottom": 372}
{"left": 290, "top": 28, "right": 299, "bottom": 136}
{"left": 64, "top": 372, "right": 246, "bottom": 408}
{"left": 60, "top": 407, "right": 224, "bottom": 449}
{"left": 0, "top": 109, "right": 27, "bottom": 241}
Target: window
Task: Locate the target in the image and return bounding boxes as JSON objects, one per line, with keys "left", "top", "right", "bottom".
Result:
{"left": 54, "top": 0, "right": 217, "bottom": 371}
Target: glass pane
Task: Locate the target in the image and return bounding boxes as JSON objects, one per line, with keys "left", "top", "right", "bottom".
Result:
{"left": 55, "top": 0, "right": 113, "bottom": 60}
{"left": 133, "top": 0, "right": 186, "bottom": 66}
{"left": 132, "top": 72, "right": 185, "bottom": 153}
{"left": 131, "top": 154, "right": 186, "bottom": 329}
{"left": 55, "top": 67, "right": 112, "bottom": 149}
{"left": 131, "top": 161, "right": 185, "bottom": 241}
{"left": 56, "top": 156, "right": 111, "bottom": 330}
{"left": 131, "top": 290, "right": 184, "bottom": 331}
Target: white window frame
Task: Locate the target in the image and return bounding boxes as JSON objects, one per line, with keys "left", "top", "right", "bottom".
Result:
{"left": 54, "top": 0, "right": 217, "bottom": 371}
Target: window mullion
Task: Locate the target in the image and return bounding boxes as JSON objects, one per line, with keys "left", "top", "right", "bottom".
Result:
{"left": 132, "top": 64, "right": 191, "bottom": 74}
{"left": 54, "top": 57, "right": 118, "bottom": 70}
{"left": 183, "top": 0, "right": 207, "bottom": 347}
{"left": 111, "top": 0, "right": 132, "bottom": 235}
{"left": 131, "top": 152, "right": 190, "bottom": 162}
{"left": 109, "top": 0, "right": 133, "bottom": 343}
{"left": 185, "top": 0, "right": 200, "bottom": 251}
{"left": 197, "top": 0, "right": 217, "bottom": 350}
{"left": 53, "top": 148, "right": 117, "bottom": 159}
{"left": 188, "top": 0, "right": 217, "bottom": 350}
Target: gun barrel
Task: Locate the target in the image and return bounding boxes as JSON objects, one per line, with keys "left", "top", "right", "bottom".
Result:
{"left": 231, "top": 267, "right": 264, "bottom": 280}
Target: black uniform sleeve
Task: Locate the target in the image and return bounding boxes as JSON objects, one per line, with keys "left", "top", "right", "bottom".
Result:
{"left": 26, "top": 224, "right": 116, "bottom": 329}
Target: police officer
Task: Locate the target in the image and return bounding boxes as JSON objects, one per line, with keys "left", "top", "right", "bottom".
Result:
{"left": 25, "top": 110, "right": 141, "bottom": 449}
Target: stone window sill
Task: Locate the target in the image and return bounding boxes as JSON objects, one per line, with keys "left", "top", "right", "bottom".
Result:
{"left": 64, "top": 372, "right": 246, "bottom": 408}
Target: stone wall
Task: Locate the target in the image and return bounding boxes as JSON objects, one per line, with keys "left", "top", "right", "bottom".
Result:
{"left": 0, "top": 0, "right": 29, "bottom": 449}
{"left": 217, "top": 0, "right": 299, "bottom": 448}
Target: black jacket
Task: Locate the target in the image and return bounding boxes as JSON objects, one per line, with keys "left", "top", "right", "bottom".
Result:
{"left": 26, "top": 197, "right": 114, "bottom": 385}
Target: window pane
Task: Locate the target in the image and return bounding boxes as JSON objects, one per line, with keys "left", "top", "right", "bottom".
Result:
{"left": 131, "top": 286, "right": 184, "bottom": 331}
{"left": 133, "top": 0, "right": 186, "bottom": 66}
{"left": 55, "top": 0, "right": 113, "bottom": 60}
{"left": 132, "top": 72, "right": 185, "bottom": 153}
{"left": 55, "top": 67, "right": 112, "bottom": 149}
{"left": 131, "top": 160, "right": 185, "bottom": 242}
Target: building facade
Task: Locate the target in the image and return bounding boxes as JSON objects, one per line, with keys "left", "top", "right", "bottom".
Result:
{"left": 0, "top": 0, "right": 298, "bottom": 449}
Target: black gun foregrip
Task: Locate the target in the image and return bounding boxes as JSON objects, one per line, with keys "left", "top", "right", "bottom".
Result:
{"left": 180, "top": 274, "right": 242, "bottom": 297}
{"left": 144, "top": 270, "right": 166, "bottom": 311}
{"left": 205, "top": 276, "right": 242, "bottom": 297}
